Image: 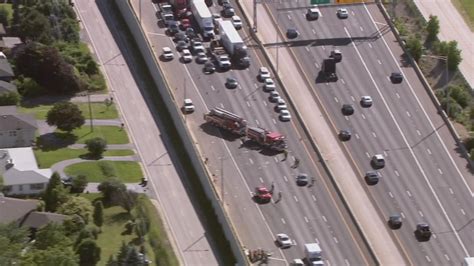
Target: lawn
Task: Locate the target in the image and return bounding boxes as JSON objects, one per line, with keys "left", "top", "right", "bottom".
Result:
{"left": 452, "top": 0, "right": 474, "bottom": 30}
{"left": 68, "top": 125, "right": 129, "bottom": 144}
{"left": 64, "top": 161, "right": 143, "bottom": 182}
{"left": 34, "top": 148, "right": 135, "bottom": 168}
{"left": 80, "top": 194, "right": 178, "bottom": 266}
{"left": 19, "top": 102, "right": 119, "bottom": 120}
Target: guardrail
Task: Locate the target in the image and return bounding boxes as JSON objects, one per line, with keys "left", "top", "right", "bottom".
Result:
{"left": 376, "top": 1, "right": 473, "bottom": 170}
{"left": 114, "top": 0, "right": 246, "bottom": 265}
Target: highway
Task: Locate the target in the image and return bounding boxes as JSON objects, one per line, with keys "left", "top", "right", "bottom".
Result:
{"left": 132, "top": 0, "right": 375, "bottom": 264}
{"left": 265, "top": 2, "right": 474, "bottom": 264}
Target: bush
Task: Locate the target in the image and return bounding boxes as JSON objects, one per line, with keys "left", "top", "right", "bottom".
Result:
{"left": 426, "top": 15, "right": 440, "bottom": 42}
{"left": 14, "top": 76, "right": 45, "bottom": 97}
{"left": 98, "top": 161, "right": 116, "bottom": 177}
{"left": 449, "top": 85, "right": 471, "bottom": 108}
{"left": 70, "top": 175, "right": 88, "bottom": 193}
{"left": 0, "top": 91, "right": 21, "bottom": 106}
{"left": 46, "top": 102, "right": 85, "bottom": 132}
{"left": 85, "top": 137, "right": 107, "bottom": 158}
{"left": 406, "top": 37, "right": 423, "bottom": 62}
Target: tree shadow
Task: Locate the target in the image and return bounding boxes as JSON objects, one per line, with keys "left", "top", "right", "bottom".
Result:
{"left": 20, "top": 95, "right": 73, "bottom": 108}
{"left": 35, "top": 132, "right": 77, "bottom": 151}
{"left": 79, "top": 152, "right": 103, "bottom": 160}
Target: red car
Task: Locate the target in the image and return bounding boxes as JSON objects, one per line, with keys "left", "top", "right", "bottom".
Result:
{"left": 180, "top": 18, "right": 191, "bottom": 30}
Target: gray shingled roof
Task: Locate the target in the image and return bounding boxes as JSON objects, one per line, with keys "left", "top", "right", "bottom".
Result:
{"left": 0, "top": 81, "right": 17, "bottom": 94}
{"left": 0, "top": 106, "right": 37, "bottom": 131}
{"left": 3, "top": 168, "right": 49, "bottom": 186}
{"left": 0, "top": 196, "right": 38, "bottom": 224}
{"left": 21, "top": 212, "right": 68, "bottom": 228}
{"left": 0, "top": 58, "right": 13, "bottom": 78}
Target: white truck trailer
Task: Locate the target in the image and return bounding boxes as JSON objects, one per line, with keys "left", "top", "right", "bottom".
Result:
{"left": 304, "top": 243, "right": 324, "bottom": 265}
{"left": 191, "top": 0, "right": 214, "bottom": 38}
{"left": 218, "top": 19, "right": 250, "bottom": 68}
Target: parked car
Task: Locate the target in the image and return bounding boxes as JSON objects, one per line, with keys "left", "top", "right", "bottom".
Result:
{"left": 263, "top": 78, "right": 276, "bottom": 92}
{"left": 183, "top": 98, "right": 195, "bottom": 113}
{"left": 232, "top": 15, "right": 242, "bottom": 29}
{"left": 279, "top": 109, "right": 291, "bottom": 122}
{"left": 269, "top": 91, "right": 281, "bottom": 102}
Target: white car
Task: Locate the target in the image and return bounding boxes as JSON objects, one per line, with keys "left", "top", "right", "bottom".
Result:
{"left": 259, "top": 67, "right": 271, "bottom": 81}
{"left": 196, "top": 52, "right": 208, "bottom": 64}
{"left": 337, "top": 8, "right": 349, "bottom": 18}
{"left": 181, "top": 49, "right": 192, "bottom": 63}
{"left": 275, "top": 98, "right": 287, "bottom": 111}
{"left": 276, "top": 233, "right": 292, "bottom": 248}
{"left": 269, "top": 91, "right": 281, "bottom": 102}
{"left": 232, "top": 15, "right": 242, "bottom": 29}
{"left": 263, "top": 78, "right": 276, "bottom": 92}
{"left": 192, "top": 41, "right": 206, "bottom": 54}
{"left": 360, "top": 96, "right": 373, "bottom": 107}
{"left": 371, "top": 154, "right": 385, "bottom": 168}
{"left": 279, "top": 109, "right": 291, "bottom": 122}
{"left": 183, "top": 98, "right": 195, "bottom": 113}
{"left": 162, "top": 47, "right": 174, "bottom": 60}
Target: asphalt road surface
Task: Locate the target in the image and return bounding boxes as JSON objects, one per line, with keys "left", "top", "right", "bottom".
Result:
{"left": 132, "top": 0, "right": 376, "bottom": 264}
{"left": 265, "top": 2, "right": 473, "bottom": 264}
{"left": 74, "top": 1, "right": 220, "bottom": 265}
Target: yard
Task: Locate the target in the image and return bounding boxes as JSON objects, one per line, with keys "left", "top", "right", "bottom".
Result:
{"left": 34, "top": 148, "right": 134, "bottom": 168}
{"left": 64, "top": 161, "right": 143, "bottom": 182}
{"left": 19, "top": 102, "right": 119, "bottom": 120}
{"left": 81, "top": 194, "right": 178, "bottom": 266}
{"left": 67, "top": 125, "right": 129, "bottom": 144}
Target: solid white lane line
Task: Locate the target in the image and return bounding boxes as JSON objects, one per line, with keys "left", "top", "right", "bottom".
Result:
{"left": 346, "top": 21, "right": 471, "bottom": 254}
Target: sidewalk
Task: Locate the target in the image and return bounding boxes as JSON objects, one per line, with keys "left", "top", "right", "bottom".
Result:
{"left": 414, "top": 0, "right": 474, "bottom": 89}
{"left": 238, "top": 1, "right": 406, "bottom": 264}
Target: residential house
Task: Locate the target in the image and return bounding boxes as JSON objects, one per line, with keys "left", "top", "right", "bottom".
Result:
{"left": 1, "top": 148, "right": 52, "bottom": 196}
{"left": 0, "top": 24, "right": 6, "bottom": 37}
{"left": 0, "top": 106, "right": 37, "bottom": 148}
{"left": 0, "top": 80, "right": 17, "bottom": 94}
{"left": 0, "top": 58, "right": 13, "bottom": 81}
{"left": 0, "top": 37, "right": 22, "bottom": 51}
{"left": 0, "top": 196, "right": 68, "bottom": 230}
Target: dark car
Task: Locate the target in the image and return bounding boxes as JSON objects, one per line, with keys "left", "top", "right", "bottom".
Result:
{"left": 365, "top": 171, "right": 379, "bottom": 185}
{"left": 286, "top": 28, "right": 299, "bottom": 39}
{"left": 390, "top": 72, "right": 403, "bottom": 84}
{"left": 223, "top": 6, "right": 235, "bottom": 17}
{"left": 341, "top": 104, "right": 354, "bottom": 116}
{"left": 388, "top": 214, "right": 402, "bottom": 229}
{"left": 204, "top": 62, "right": 216, "bottom": 74}
{"left": 306, "top": 7, "right": 320, "bottom": 21}
{"left": 186, "top": 28, "right": 197, "bottom": 39}
{"left": 218, "top": 0, "right": 230, "bottom": 5}
{"left": 174, "top": 32, "right": 189, "bottom": 43}
{"left": 296, "top": 173, "right": 309, "bottom": 186}
{"left": 339, "top": 130, "right": 351, "bottom": 141}
{"left": 180, "top": 18, "right": 191, "bottom": 30}
{"left": 167, "top": 21, "right": 180, "bottom": 35}
{"left": 415, "top": 223, "right": 432, "bottom": 241}
{"left": 225, "top": 77, "right": 238, "bottom": 89}
{"left": 176, "top": 40, "right": 189, "bottom": 51}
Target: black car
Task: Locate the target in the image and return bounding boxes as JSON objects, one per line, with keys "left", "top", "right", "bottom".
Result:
{"left": 415, "top": 223, "right": 432, "bottom": 241}
{"left": 296, "top": 174, "right": 309, "bottom": 186}
{"left": 225, "top": 77, "right": 238, "bottom": 89}
{"left": 204, "top": 62, "right": 216, "bottom": 74}
{"left": 223, "top": 6, "right": 235, "bottom": 17}
{"left": 174, "top": 32, "right": 189, "bottom": 43}
{"left": 390, "top": 72, "right": 403, "bottom": 83}
{"left": 365, "top": 171, "right": 379, "bottom": 185}
{"left": 388, "top": 214, "right": 402, "bottom": 229}
{"left": 339, "top": 130, "right": 351, "bottom": 141}
{"left": 176, "top": 40, "right": 189, "bottom": 51}
{"left": 186, "top": 28, "right": 197, "bottom": 39}
{"left": 286, "top": 28, "right": 299, "bottom": 39}
{"left": 167, "top": 21, "right": 180, "bottom": 35}
{"left": 341, "top": 104, "right": 354, "bottom": 116}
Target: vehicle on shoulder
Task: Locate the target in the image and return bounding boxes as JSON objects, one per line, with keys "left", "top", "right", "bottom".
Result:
{"left": 371, "top": 154, "right": 385, "bottom": 169}
{"left": 388, "top": 214, "right": 402, "bottom": 229}
{"left": 337, "top": 8, "right": 349, "bottom": 19}
{"left": 183, "top": 98, "right": 195, "bottom": 113}
{"left": 259, "top": 67, "right": 271, "bottom": 81}
{"left": 279, "top": 109, "right": 291, "bottom": 122}
{"left": 360, "top": 96, "right": 373, "bottom": 107}
{"left": 269, "top": 91, "right": 281, "bottom": 102}
{"left": 232, "top": 15, "right": 242, "bottom": 30}
{"left": 390, "top": 72, "right": 403, "bottom": 83}
{"left": 263, "top": 78, "right": 276, "bottom": 92}
{"left": 306, "top": 7, "right": 320, "bottom": 21}
{"left": 365, "top": 171, "right": 379, "bottom": 185}
{"left": 161, "top": 47, "right": 174, "bottom": 60}
{"left": 339, "top": 129, "right": 351, "bottom": 141}
{"left": 341, "top": 104, "right": 354, "bottom": 116}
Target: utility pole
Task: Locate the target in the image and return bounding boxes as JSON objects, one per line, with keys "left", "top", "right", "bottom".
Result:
{"left": 253, "top": 0, "right": 257, "bottom": 32}
{"left": 220, "top": 156, "right": 225, "bottom": 204}
{"left": 87, "top": 92, "right": 93, "bottom": 132}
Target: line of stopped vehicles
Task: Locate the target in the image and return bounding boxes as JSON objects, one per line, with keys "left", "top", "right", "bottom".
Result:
{"left": 153, "top": 0, "right": 456, "bottom": 265}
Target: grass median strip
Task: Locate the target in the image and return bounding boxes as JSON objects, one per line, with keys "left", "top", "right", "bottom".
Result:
{"left": 34, "top": 148, "right": 135, "bottom": 168}
{"left": 19, "top": 102, "right": 119, "bottom": 120}
{"left": 64, "top": 160, "right": 143, "bottom": 182}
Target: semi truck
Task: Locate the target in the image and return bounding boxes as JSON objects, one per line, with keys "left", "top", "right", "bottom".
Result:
{"left": 321, "top": 58, "right": 337, "bottom": 82}
{"left": 204, "top": 107, "right": 287, "bottom": 151}
{"left": 191, "top": 0, "right": 214, "bottom": 38}
{"left": 218, "top": 19, "right": 250, "bottom": 68}
{"left": 304, "top": 243, "right": 324, "bottom": 265}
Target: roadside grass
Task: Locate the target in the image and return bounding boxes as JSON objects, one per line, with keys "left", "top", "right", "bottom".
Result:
{"left": 34, "top": 148, "right": 135, "bottom": 168}
{"left": 64, "top": 125, "right": 129, "bottom": 144}
{"left": 64, "top": 161, "right": 142, "bottom": 182}
{"left": 19, "top": 102, "right": 119, "bottom": 120}
{"left": 80, "top": 194, "right": 178, "bottom": 266}
{"left": 452, "top": 0, "right": 474, "bottom": 31}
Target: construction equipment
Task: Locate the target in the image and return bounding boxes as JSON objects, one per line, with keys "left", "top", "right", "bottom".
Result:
{"left": 203, "top": 108, "right": 287, "bottom": 151}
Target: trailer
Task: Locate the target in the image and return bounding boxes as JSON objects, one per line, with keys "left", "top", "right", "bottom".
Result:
{"left": 191, "top": 0, "right": 214, "bottom": 38}
{"left": 218, "top": 19, "right": 250, "bottom": 68}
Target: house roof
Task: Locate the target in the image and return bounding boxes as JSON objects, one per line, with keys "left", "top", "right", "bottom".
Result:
{"left": 0, "top": 24, "right": 5, "bottom": 35}
{"left": 0, "top": 80, "right": 17, "bottom": 93}
{"left": 21, "top": 212, "right": 68, "bottom": 228}
{"left": 0, "top": 196, "right": 38, "bottom": 224}
{"left": 3, "top": 168, "right": 50, "bottom": 186}
{"left": 0, "top": 106, "right": 37, "bottom": 131}
{"left": 0, "top": 37, "right": 22, "bottom": 49}
{"left": 0, "top": 58, "right": 13, "bottom": 77}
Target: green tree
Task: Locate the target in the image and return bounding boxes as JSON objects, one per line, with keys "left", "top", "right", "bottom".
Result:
{"left": 75, "top": 229, "right": 94, "bottom": 248}
{"left": 406, "top": 37, "right": 423, "bottom": 62}
{"left": 13, "top": 76, "right": 44, "bottom": 97}
{"left": 126, "top": 247, "right": 141, "bottom": 265}
{"left": 426, "top": 15, "right": 440, "bottom": 42}
{"left": 71, "top": 175, "right": 88, "bottom": 193}
{"left": 18, "top": 9, "right": 53, "bottom": 44}
{"left": 470, "top": 149, "right": 474, "bottom": 161}
{"left": 98, "top": 178, "right": 127, "bottom": 205}
{"left": 119, "top": 190, "right": 138, "bottom": 214}
{"left": 46, "top": 102, "right": 85, "bottom": 132}
{"left": 34, "top": 223, "right": 72, "bottom": 250}
{"left": 60, "top": 17, "right": 80, "bottom": 43}
{"left": 449, "top": 85, "right": 470, "bottom": 108}
{"left": 434, "top": 40, "right": 462, "bottom": 70}
{"left": 43, "top": 172, "right": 68, "bottom": 212}
{"left": 0, "top": 6, "right": 10, "bottom": 27}
{"left": 14, "top": 42, "right": 85, "bottom": 94}
{"left": 106, "top": 255, "right": 118, "bottom": 266}
{"left": 85, "top": 137, "right": 107, "bottom": 158}
{"left": 0, "top": 91, "right": 21, "bottom": 106}
{"left": 21, "top": 246, "right": 78, "bottom": 266}
{"left": 93, "top": 201, "right": 104, "bottom": 227}
{"left": 134, "top": 218, "right": 149, "bottom": 244}
{"left": 58, "top": 196, "right": 94, "bottom": 224}
{"left": 116, "top": 241, "right": 131, "bottom": 265}
{"left": 0, "top": 223, "right": 29, "bottom": 265}
{"left": 63, "top": 214, "right": 86, "bottom": 236}
{"left": 76, "top": 238, "right": 101, "bottom": 266}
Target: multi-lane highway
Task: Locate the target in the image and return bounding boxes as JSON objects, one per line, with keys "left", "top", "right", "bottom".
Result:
{"left": 265, "top": 2, "right": 474, "bottom": 264}
{"left": 132, "top": 0, "right": 378, "bottom": 264}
